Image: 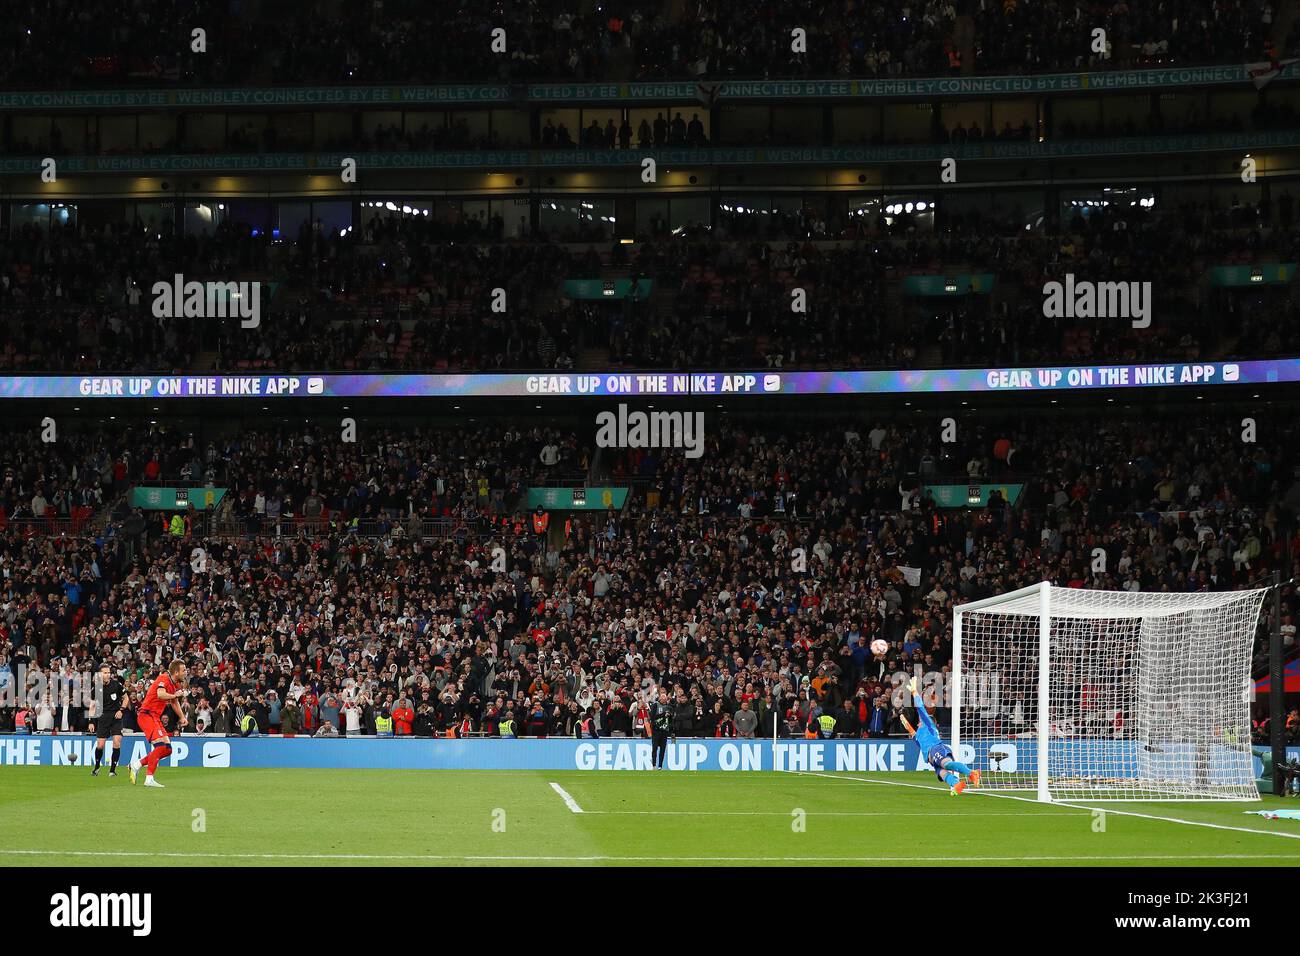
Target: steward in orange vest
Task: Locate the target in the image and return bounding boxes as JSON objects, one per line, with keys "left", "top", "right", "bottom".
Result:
{"left": 532, "top": 507, "right": 550, "bottom": 534}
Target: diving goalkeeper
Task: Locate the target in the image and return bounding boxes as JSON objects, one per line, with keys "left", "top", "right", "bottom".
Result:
{"left": 901, "top": 677, "right": 981, "bottom": 796}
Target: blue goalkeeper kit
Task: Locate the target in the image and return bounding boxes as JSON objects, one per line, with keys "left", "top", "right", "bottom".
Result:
{"left": 914, "top": 705, "right": 977, "bottom": 786}
{"left": 913, "top": 705, "right": 952, "bottom": 777}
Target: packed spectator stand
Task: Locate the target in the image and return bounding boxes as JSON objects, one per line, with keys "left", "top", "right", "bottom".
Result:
{"left": 0, "top": 1, "right": 1290, "bottom": 87}
{"left": 4, "top": 195, "right": 1300, "bottom": 373}
{"left": 2, "top": 410, "right": 1297, "bottom": 742}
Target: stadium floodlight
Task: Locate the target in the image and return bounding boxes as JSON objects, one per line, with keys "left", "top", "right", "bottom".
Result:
{"left": 953, "top": 582, "right": 1269, "bottom": 802}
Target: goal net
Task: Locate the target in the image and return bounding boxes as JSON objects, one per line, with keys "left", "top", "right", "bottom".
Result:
{"left": 952, "top": 582, "right": 1268, "bottom": 802}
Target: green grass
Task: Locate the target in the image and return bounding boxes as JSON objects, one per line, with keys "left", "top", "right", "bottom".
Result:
{"left": 2, "top": 766, "right": 1299, "bottom": 866}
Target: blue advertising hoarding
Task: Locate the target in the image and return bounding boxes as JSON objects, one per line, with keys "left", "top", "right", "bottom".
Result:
{"left": 2, "top": 735, "right": 1294, "bottom": 778}
{"left": 0, "top": 358, "right": 1293, "bottom": 401}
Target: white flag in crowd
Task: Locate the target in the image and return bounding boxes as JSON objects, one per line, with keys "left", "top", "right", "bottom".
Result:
{"left": 1246, "top": 57, "right": 1300, "bottom": 90}
{"left": 696, "top": 81, "right": 723, "bottom": 107}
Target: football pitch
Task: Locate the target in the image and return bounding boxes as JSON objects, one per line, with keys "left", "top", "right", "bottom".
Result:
{"left": 3, "top": 766, "right": 1299, "bottom": 867}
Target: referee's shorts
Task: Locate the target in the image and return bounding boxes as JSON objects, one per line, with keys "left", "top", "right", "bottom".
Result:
{"left": 94, "top": 719, "right": 125, "bottom": 740}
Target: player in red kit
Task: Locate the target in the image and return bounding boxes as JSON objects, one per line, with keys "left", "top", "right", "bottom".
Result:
{"left": 129, "top": 660, "right": 189, "bottom": 789}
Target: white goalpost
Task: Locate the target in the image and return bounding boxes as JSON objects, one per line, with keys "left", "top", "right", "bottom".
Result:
{"left": 952, "top": 582, "right": 1269, "bottom": 802}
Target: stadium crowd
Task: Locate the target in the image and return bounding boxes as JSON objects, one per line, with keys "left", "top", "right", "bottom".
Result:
{"left": 0, "top": 418, "right": 587, "bottom": 529}
{"left": 4, "top": 194, "right": 1300, "bottom": 373}
{"left": 1, "top": 408, "right": 1296, "bottom": 741}
{"left": 0, "top": 0, "right": 1288, "bottom": 87}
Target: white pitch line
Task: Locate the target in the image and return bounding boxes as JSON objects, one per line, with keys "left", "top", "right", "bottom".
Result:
{"left": 1049, "top": 799, "right": 1300, "bottom": 841}
{"left": 1, "top": 848, "right": 1295, "bottom": 863}
{"left": 548, "top": 781, "right": 584, "bottom": 813}
{"left": 584, "top": 809, "right": 1044, "bottom": 817}
{"left": 793, "top": 771, "right": 992, "bottom": 797}
{"left": 798, "top": 771, "right": 1300, "bottom": 842}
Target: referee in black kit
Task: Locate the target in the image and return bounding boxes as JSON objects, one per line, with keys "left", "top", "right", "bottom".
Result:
{"left": 650, "top": 687, "right": 673, "bottom": 769}
{"left": 90, "top": 662, "right": 127, "bottom": 777}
